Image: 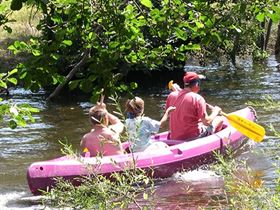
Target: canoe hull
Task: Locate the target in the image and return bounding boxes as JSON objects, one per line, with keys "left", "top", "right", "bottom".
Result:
{"left": 27, "top": 107, "right": 256, "bottom": 195}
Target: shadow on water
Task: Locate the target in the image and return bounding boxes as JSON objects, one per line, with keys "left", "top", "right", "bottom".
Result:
{"left": 0, "top": 56, "right": 280, "bottom": 209}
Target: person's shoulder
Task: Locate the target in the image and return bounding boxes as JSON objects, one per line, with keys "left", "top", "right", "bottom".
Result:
{"left": 167, "top": 90, "right": 179, "bottom": 100}
{"left": 141, "top": 116, "right": 153, "bottom": 121}
{"left": 82, "top": 131, "right": 91, "bottom": 138}
{"left": 170, "top": 90, "right": 179, "bottom": 96}
{"left": 81, "top": 132, "right": 92, "bottom": 143}
{"left": 189, "top": 91, "right": 203, "bottom": 98}
{"left": 190, "top": 92, "right": 206, "bottom": 103}
{"left": 142, "top": 116, "right": 160, "bottom": 125}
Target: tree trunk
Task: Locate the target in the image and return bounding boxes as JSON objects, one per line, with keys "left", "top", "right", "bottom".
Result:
{"left": 264, "top": 19, "right": 272, "bottom": 51}
{"left": 256, "top": 22, "right": 266, "bottom": 50}
{"left": 275, "top": 23, "right": 280, "bottom": 55}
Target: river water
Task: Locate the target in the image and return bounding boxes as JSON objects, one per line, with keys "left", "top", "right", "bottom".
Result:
{"left": 0, "top": 56, "right": 279, "bottom": 209}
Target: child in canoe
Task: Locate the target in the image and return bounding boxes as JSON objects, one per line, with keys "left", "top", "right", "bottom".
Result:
{"left": 80, "top": 101, "right": 124, "bottom": 157}
{"left": 125, "top": 97, "right": 175, "bottom": 153}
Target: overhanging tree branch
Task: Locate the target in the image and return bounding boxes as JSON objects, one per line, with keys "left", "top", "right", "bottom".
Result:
{"left": 46, "top": 49, "right": 90, "bottom": 101}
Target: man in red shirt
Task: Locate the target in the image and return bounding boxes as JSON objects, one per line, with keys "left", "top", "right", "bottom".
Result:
{"left": 166, "top": 72, "right": 223, "bottom": 140}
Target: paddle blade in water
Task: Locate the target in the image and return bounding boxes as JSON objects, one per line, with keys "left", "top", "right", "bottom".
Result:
{"left": 226, "top": 114, "right": 265, "bottom": 142}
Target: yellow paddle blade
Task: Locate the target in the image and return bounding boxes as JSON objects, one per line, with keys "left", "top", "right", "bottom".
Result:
{"left": 83, "top": 147, "right": 89, "bottom": 153}
{"left": 226, "top": 114, "right": 265, "bottom": 142}
{"left": 168, "top": 80, "right": 173, "bottom": 90}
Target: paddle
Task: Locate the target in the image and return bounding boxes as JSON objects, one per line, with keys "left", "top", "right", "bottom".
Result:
{"left": 100, "top": 88, "right": 105, "bottom": 104}
{"left": 206, "top": 104, "right": 265, "bottom": 142}
{"left": 167, "top": 80, "right": 265, "bottom": 142}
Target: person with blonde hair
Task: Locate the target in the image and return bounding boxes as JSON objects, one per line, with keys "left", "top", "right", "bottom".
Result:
{"left": 125, "top": 97, "right": 175, "bottom": 153}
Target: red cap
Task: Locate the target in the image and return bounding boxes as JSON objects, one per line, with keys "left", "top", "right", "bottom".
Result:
{"left": 183, "top": 72, "right": 205, "bottom": 83}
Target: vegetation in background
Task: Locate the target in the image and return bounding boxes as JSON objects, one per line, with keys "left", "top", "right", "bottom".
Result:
{"left": 0, "top": 0, "right": 279, "bottom": 101}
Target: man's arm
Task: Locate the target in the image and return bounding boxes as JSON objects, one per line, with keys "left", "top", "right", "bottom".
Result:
{"left": 201, "top": 106, "right": 221, "bottom": 126}
{"left": 107, "top": 112, "right": 124, "bottom": 134}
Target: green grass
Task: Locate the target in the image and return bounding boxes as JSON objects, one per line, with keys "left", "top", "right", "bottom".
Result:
{"left": 0, "top": 2, "right": 41, "bottom": 72}
{"left": 0, "top": 1, "right": 41, "bottom": 40}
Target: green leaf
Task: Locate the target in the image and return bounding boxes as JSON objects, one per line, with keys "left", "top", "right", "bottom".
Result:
{"left": 211, "top": 32, "right": 222, "bottom": 42}
{"left": 88, "top": 32, "right": 96, "bottom": 40}
{"left": 180, "top": 44, "right": 201, "bottom": 51}
{"left": 109, "top": 41, "right": 119, "bottom": 49}
{"left": 268, "top": 13, "right": 280, "bottom": 23}
{"left": 7, "top": 68, "right": 18, "bottom": 76}
{"left": 32, "top": 50, "right": 41, "bottom": 56}
{"left": 69, "top": 80, "right": 80, "bottom": 90}
{"left": 140, "top": 0, "right": 153, "bottom": 9}
{"left": 62, "top": 40, "right": 73, "bottom": 46}
{"left": 175, "top": 28, "right": 187, "bottom": 40}
{"left": 256, "top": 13, "right": 265, "bottom": 22}
{"left": 195, "top": 21, "right": 204, "bottom": 28}
{"left": 143, "top": 192, "right": 148, "bottom": 200}
{"left": 51, "top": 53, "right": 60, "bottom": 60}
{"left": 20, "top": 71, "right": 27, "bottom": 79}
{"left": 130, "top": 82, "right": 138, "bottom": 89}
{"left": 10, "top": 0, "right": 22, "bottom": 11}
{"left": 9, "top": 120, "right": 17, "bottom": 129}
{"left": 15, "top": 116, "right": 27, "bottom": 127}
{"left": 7, "top": 78, "right": 17, "bottom": 85}
{"left": 52, "top": 76, "right": 58, "bottom": 85}
{"left": 0, "top": 80, "right": 7, "bottom": 88}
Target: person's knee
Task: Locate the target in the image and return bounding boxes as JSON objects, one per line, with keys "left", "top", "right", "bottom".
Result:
{"left": 213, "top": 117, "right": 224, "bottom": 132}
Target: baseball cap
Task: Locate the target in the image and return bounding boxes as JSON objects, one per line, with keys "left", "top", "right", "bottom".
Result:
{"left": 183, "top": 72, "right": 205, "bottom": 83}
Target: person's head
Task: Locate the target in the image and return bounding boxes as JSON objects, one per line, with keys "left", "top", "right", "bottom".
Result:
{"left": 125, "top": 97, "right": 144, "bottom": 118}
{"left": 183, "top": 72, "right": 205, "bottom": 92}
{"left": 88, "top": 106, "right": 108, "bottom": 126}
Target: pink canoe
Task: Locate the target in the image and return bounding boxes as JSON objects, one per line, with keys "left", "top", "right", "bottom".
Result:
{"left": 27, "top": 107, "right": 257, "bottom": 195}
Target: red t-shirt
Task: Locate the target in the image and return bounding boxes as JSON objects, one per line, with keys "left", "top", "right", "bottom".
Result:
{"left": 166, "top": 89, "right": 206, "bottom": 140}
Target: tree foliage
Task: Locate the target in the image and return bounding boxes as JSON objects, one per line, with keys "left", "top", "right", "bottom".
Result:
{"left": 4, "top": 0, "right": 280, "bottom": 100}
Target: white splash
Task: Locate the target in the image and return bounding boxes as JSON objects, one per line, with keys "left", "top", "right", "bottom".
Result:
{"left": 0, "top": 191, "right": 45, "bottom": 210}
{"left": 172, "top": 169, "right": 222, "bottom": 182}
